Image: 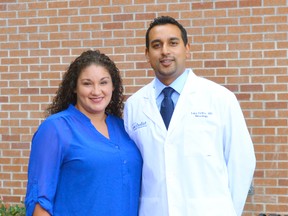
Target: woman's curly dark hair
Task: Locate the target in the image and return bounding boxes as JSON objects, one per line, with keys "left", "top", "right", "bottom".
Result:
{"left": 46, "top": 50, "right": 124, "bottom": 118}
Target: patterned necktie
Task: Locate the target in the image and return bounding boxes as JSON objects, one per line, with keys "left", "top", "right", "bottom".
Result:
{"left": 160, "top": 87, "right": 175, "bottom": 129}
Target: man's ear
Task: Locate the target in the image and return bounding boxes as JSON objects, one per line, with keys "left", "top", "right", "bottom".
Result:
{"left": 185, "top": 43, "right": 191, "bottom": 59}
{"left": 145, "top": 48, "right": 150, "bottom": 63}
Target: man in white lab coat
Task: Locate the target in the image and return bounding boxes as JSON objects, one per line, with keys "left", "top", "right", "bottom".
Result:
{"left": 124, "top": 16, "right": 256, "bottom": 216}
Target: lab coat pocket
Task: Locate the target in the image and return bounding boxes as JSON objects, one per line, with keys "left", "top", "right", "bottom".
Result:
{"left": 183, "top": 125, "right": 216, "bottom": 158}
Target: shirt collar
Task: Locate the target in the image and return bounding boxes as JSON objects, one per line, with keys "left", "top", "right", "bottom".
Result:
{"left": 154, "top": 69, "right": 189, "bottom": 98}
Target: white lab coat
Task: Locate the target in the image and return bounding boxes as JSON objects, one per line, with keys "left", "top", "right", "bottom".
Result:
{"left": 124, "top": 70, "right": 256, "bottom": 216}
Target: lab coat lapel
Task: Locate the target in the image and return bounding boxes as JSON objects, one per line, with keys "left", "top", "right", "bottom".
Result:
{"left": 142, "top": 82, "right": 166, "bottom": 130}
{"left": 168, "top": 71, "right": 198, "bottom": 133}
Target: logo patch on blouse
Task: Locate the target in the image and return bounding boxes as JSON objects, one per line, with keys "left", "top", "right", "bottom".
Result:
{"left": 132, "top": 121, "right": 147, "bottom": 131}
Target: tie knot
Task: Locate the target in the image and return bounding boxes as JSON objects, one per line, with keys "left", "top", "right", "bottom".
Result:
{"left": 162, "top": 87, "right": 174, "bottom": 97}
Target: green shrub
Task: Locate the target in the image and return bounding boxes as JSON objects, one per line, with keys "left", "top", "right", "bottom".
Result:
{"left": 0, "top": 200, "right": 25, "bottom": 216}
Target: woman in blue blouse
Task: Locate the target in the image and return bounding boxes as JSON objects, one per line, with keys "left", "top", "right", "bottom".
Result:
{"left": 25, "top": 50, "right": 142, "bottom": 216}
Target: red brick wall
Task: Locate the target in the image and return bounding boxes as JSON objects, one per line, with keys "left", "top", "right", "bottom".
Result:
{"left": 0, "top": 0, "right": 287, "bottom": 215}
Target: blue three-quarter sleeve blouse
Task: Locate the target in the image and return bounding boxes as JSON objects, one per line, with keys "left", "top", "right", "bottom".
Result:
{"left": 25, "top": 105, "right": 142, "bottom": 216}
